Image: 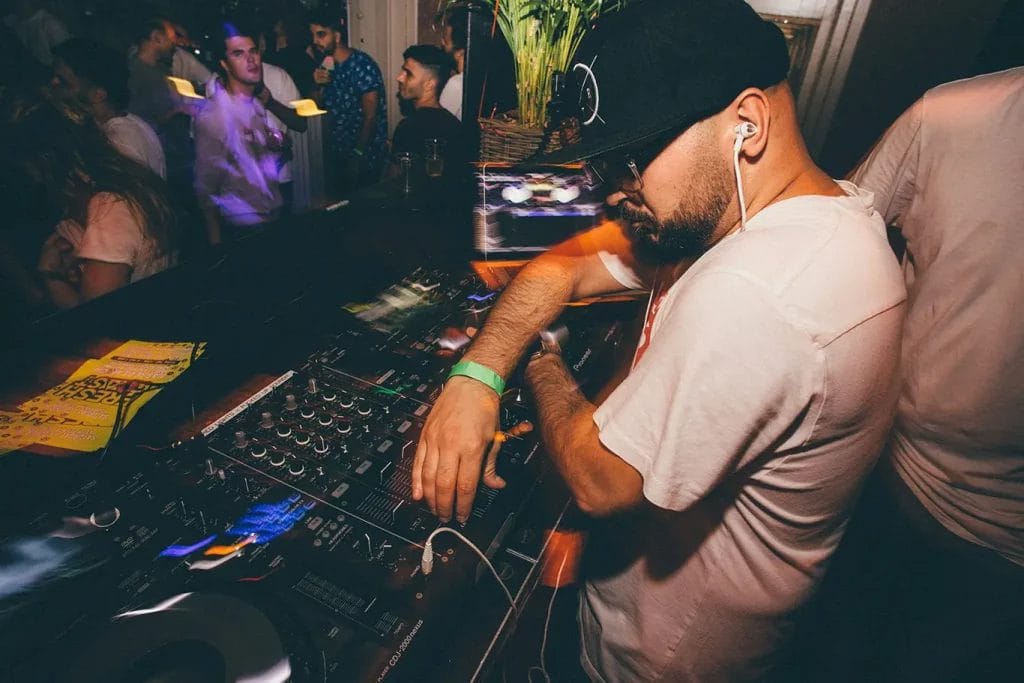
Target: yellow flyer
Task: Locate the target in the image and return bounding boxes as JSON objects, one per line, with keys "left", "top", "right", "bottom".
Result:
{"left": 1, "top": 340, "right": 205, "bottom": 455}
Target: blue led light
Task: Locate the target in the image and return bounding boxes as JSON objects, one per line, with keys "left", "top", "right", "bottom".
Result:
{"left": 227, "top": 498, "right": 309, "bottom": 544}
{"left": 467, "top": 292, "right": 496, "bottom": 302}
{"left": 160, "top": 534, "right": 217, "bottom": 557}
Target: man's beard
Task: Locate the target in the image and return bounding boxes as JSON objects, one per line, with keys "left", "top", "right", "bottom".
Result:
{"left": 316, "top": 41, "right": 336, "bottom": 58}
{"left": 397, "top": 93, "right": 416, "bottom": 117}
{"left": 617, "top": 152, "right": 733, "bottom": 262}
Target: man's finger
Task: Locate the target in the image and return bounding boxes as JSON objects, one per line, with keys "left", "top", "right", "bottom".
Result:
{"left": 455, "top": 448, "right": 486, "bottom": 524}
{"left": 434, "top": 453, "right": 460, "bottom": 523}
{"left": 481, "top": 437, "right": 507, "bottom": 493}
{"left": 421, "top": 443, "right": 440, "bottom": 516}
{"left": 411, "top": 438, "right": 426, "bottom": 501}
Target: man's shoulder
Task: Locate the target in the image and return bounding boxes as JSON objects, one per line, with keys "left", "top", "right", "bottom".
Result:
{"left": 694, "top": 192, "right": 905, "bottom": 342}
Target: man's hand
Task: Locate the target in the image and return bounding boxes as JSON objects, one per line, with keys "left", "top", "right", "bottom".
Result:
{"left": 313, "top": 67, "right": 331, "bottom": 86}
{"left": 255, "top": 82, "right": 272, "bottom": 107}
{"left": 413, "top": 377, "right": 505, "bottom": 523}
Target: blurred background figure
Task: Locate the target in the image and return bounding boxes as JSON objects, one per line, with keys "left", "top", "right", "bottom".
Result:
{"left": 308, "top": 7, "right": 387, "bottom": 195}
{"left": 1, "top": 95, "right": 177, "bottom": 310}
{"left": 194, "top": 20, "right": 285, "bottom": 244}
{"left": 438, "top": 2, "right": 468, "bottom": 121}
{"left": 261, "top": 0, "right": 316, "bottom": 96}
{"left": 51, "top": 38, "right": 166, "bottom": 178}
{"left": 168, "top": 18, "right": 213, "bottom": 91}
{"left": 4, "top": 0, "right": 69, "bottom": 66}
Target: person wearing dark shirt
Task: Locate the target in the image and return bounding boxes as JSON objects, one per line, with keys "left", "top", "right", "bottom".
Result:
{"left": 308, "top": 8, "right": 387, "bottom": 193}
{"left": 390, "top": 44, "right": 468, "bottom": 183}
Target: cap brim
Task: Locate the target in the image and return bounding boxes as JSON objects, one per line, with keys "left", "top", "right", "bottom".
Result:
{"left": 521, "top": 112, "right": 703, "bottom": 166}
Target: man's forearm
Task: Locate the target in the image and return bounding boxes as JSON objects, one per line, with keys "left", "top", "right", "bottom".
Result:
{"left": 463, "top": 255, "right": 578, "bottom": 378}
{"left": 266, "top": 98, "right": 307, "bottom": 132}
{"left": 526, "top": 353, "right": 643, "bottom": 516}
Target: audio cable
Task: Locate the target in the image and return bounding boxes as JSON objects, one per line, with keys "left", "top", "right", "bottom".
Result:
{"left": 421, "top": 526, "right": 518, "bottom": 617}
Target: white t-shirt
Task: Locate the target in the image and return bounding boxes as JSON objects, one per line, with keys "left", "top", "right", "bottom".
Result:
{"left": 261, "top": 62, "right": 302, "bottom": 183}
{"left": 851, "top": 66, "right": 1024, "bottom": 568}
{"left": 171, "top": 47, "right": 212, "bottom": 87}
{"left": 76, "top": 193, "right": 173, "bottom": 283}
{"left": 104, "top": 113, "right": 166, "bottom": 178}
{"left": 193, "top": 79, "right": 284, "bottom": 226}
{"left": 440, "top": 72, "right": 463, "bottom": 121}
{"left": 583, "top": 182, "right": 906, "bottom": 682}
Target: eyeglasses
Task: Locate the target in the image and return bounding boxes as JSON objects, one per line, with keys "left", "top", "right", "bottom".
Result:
{"left": 580, "top": 134, "right": 673, "bottom": 193}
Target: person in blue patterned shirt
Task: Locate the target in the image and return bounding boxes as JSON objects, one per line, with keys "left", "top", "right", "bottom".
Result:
{"left": 309, "top": 9, "right": 387, "bottom": 193}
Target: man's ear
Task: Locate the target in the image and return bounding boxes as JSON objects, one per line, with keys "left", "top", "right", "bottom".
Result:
{"left": 90, "top": 87, "right": 107, "bottom": 106}
{"left": 732, "top": 88, "right": 771, "bottom": 158}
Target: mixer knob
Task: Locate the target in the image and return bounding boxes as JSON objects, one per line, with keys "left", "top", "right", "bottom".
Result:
{"left": 357, "top": 404, "right": 372, "bottom": 417}
{"left": 204, "top": 458, "right": 216, "bottom": 476}
{"left": 322, "top": 391, "right": 337, "bottom": 402}
{"left": 250, "top": 444, "right": 267, "bottom": 459}
{"left": 337, "top": 396, "right": 354, "bottom": 409}
{"left": 276, "top": 424, "right": 293, "bottom": 438}
{"left": 89, "top": 507, "right": 121, "bottom": 529}
{"left": 260, "top": 411, "right": 274, "bottom": 429}
{"left": 288, "top": 461, "right": 305, "bottom": 476}
{"left": 294, "top": 432, "right": 311, "bottom": 446}
{"left": 270, "top": 453, "right": 286, "bottom": 467}
{"left": 317, "top": 414, "right": 333, "bottom": 427}
{"left": 300, "top": 407, "right": 316, "bottom": 419}
{"left": 234, "top": 430, "right": 248, "bottom": 449}
{"left": 285, "top": 394, "right": 298, "bottom": 411}
{"left": 307, "top": 378, "right": 318, "bottom": 394}
{"left": 335, "top": 421, "right": 352, "bottom": 435}
{"left": 313, "top": 436, "right": 330, "bottom": 455}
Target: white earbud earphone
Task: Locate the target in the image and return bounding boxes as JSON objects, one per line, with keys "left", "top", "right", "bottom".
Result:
{"left": 733, "top": 122, "right": 758, "bottom": 230}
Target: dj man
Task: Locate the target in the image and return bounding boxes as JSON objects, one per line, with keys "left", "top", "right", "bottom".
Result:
{"left": 413, "top": 0, "right": 906, "bottom": 680}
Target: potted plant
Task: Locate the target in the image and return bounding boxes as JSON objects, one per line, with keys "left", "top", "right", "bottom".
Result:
{"left": 440, "top": 0, "right": 629, "bottom": 160}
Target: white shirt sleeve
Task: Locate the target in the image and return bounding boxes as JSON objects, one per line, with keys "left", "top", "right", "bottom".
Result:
{"left": 593, "top": 270, "right": 821, "bottom": 512}
{"left": 850, "top": 98, "right": 922, "bottom": 228}
{"left": 76, "top": 194, "right": 144, "bottom": 268}
{"left": 440, "top": 73, "right": 463, "bottom": 121}
{"left": 597, "top": 249, "right": 645, "bottom": 290}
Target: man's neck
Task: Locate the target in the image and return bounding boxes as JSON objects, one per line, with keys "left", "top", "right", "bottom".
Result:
{"left": 226, "top": 77, "right": 256, "bottom": 99}
{"left": 333, "top": 45, "right": 353, "bottom": 63}
{"left": 136, "top": 44, "right": 162, "bottom": 67}
{"left": 93, "top": 102, "right": 120, "bottom": 125}
{"left": 415, "top": 96, "right": 441, "bottom": 111}
{"left": 454, "top": 50, "right": 465, "bottom": 74}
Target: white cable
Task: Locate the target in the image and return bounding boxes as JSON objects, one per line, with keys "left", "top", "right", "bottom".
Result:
{"left": 421, "top": 527, "right": 518, "bottom": 617}
{"left": 733, "top": 141, "right": 748, "bottom": 231}
{"left": 527, "top": 551, "right": 570, "bottom": 683}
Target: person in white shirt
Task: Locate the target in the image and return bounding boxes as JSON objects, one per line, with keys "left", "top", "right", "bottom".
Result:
{"left": 194, "top": 21, "right": 291, "bottom": 244}
{"left": 52, "top": 39, "right": 166, "bottom": 178}
{"left": 800, "top": 67, "right": 1024, "bottom": 683}
{"left": 438, "top": 4, "right": 467, "bottom": 121}
{"left": 4, "top": 96, "right": 177, "bottom": 309}
{"left": 412, "top": 0, "right": 906, "bottom": 680}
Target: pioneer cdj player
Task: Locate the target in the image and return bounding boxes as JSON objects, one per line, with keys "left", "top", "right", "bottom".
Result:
{"left": 0, "top": 267, "right": 629, "bottom": 682}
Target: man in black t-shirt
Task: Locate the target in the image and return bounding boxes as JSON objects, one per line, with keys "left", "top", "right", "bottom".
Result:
{"left": 390, "top": 44, "right": 469, "bottom": 181}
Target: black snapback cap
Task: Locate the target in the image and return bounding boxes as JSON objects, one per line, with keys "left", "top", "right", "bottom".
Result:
{"left": 539, "top": 0, "right": 790, "bottom": 164}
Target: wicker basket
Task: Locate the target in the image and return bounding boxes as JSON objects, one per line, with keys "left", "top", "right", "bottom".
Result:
{"left": 478, "top": 113, "right": 581, "bottom": 163}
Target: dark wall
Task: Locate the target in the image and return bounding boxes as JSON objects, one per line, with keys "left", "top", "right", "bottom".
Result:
{"left": 817, "top": 0, "right": 1011, "bottom": 177}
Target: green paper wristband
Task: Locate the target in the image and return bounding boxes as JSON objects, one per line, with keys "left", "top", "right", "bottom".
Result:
{"left": 447, "top": 360, "right": 505, "bottom": 396}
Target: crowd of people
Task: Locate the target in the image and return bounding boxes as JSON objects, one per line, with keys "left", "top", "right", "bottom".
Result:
{"left": 0, "top": 0, "right": 471, "bottom": 318}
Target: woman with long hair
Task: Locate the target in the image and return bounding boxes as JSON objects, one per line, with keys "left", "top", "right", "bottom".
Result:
{"left": 3, "top": 94, "right": 178, "bottom": 309}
